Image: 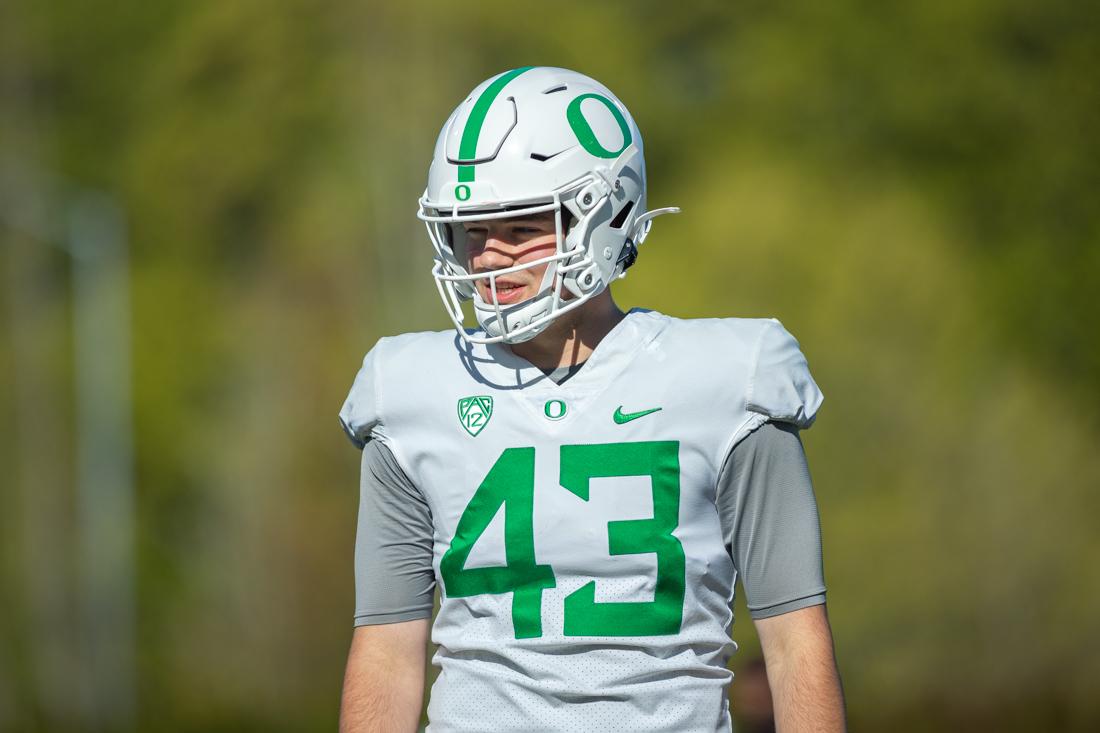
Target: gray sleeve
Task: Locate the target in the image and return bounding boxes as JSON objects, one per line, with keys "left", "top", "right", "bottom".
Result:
{"left": 717, "top": 421, "right": 827, "bottom": 619}
{"left": 353, "top": 439, "right": 436, "bottom": 626}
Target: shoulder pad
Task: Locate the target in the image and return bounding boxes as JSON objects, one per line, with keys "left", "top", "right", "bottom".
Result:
{"left": 746, "top": 319, "right": 823, "bottom": 428}
{"left": 338, "top": 340, "right": 385, "bottom": 449}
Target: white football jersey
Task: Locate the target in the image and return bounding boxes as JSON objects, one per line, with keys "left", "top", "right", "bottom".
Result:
{"left": 340, "top": 309, "right": 822, "bottom": 732}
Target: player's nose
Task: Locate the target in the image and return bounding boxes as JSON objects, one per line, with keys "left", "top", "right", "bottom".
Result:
{"left": 474, "top": 239, "right": 518, "bottom": 271}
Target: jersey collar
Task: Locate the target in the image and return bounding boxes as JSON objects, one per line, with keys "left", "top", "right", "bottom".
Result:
{"left": 457, "top": 308, "right": 665, "bottom": 394}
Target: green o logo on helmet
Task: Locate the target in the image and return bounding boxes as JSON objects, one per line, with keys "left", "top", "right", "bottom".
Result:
{"left": 566, "top": 93, "right": 632, "bottom": 159}
{"left": 455, "top": 184, "right": 471, "bottom": 201}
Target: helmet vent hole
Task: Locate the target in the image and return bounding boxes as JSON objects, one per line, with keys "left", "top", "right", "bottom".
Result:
{"left": 542, "top": 84, "right": 568, "bottom": 94}
{"left": 610, "top": 200, "right": 636, "bottom": 230}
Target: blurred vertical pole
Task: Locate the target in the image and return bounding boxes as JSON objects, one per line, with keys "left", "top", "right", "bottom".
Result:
{"left": 1, "top": 214, "right": 73, "bottom": 730}
{"left": 67, "top": 194, "right": 136, "bottom": 732}
{"left": 1, "top": 0, "right": 83, "bottom": 729}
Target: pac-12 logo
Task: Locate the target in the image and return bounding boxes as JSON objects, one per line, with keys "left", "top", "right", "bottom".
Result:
{"left": 457, "top": 395, "right": 494, "bottom": 436}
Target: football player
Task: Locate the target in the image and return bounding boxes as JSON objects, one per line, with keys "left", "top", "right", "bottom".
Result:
{"left": 338, "top": 67, "right": 846, "bottom": 732}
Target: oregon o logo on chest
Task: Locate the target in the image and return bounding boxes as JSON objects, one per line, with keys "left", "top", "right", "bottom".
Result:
{"left": 543, "top": 399, "right": 567, "bottom": 420}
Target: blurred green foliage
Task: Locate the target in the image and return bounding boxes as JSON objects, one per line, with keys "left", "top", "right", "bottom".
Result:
{"left": 2, "top": 0, "right": 1098, "bottom": 731}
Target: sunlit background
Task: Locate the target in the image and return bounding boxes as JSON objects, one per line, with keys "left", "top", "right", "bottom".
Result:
{"left": 2, "top": 1, "right": 1098, "bottom": 731}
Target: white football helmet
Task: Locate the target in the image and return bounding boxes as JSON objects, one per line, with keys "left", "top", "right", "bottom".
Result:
{"left": 417, "top": 66, "right": 678, "bottom": 344}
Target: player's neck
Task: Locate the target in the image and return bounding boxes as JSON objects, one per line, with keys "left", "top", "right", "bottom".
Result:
{"left": 507, "top": 292, "right": 625, "bottom": 373}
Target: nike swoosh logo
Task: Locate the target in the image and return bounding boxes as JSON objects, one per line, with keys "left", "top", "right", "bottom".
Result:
{"left": 613, "top": 406, "right": 662, "bottom": 424}
{"left": 529, "top": 148, "right": 569, "bottom": 162}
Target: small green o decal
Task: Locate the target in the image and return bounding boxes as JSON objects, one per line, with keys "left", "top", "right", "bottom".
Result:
{"left": 455, "top": 184, "right": 471, "bottom": 201}
{"left": 566, "top": 93, "right": 632, "bottom": 159}
{"left": 544, "top": 399, "right": 567, "bottom": 420}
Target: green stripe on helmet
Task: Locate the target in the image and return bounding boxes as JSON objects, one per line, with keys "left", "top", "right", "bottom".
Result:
{"left": 457, "top": 66, "right": 535, "bottom": 184}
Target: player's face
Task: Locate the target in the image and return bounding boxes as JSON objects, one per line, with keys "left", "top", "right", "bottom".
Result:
{"left": 462, "top": 213, "right": 558, "bottom": 306}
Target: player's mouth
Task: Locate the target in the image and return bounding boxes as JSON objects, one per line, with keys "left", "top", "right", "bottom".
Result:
{"left": 480, "top": 278, "right": 529, "bottom": 306}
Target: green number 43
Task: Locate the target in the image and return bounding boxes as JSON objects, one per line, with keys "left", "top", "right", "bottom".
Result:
{"left": 440, "top": 441, "right": 685, "bottom": 639}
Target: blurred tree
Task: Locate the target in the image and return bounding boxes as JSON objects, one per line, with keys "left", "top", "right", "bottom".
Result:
{"left": 2, "top": 0, "right": 1098, "bottom": 730}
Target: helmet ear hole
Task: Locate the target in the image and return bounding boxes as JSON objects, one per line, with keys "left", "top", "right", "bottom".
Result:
{"left": 609, "top": 200, "right": 636, "bottom": 230}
